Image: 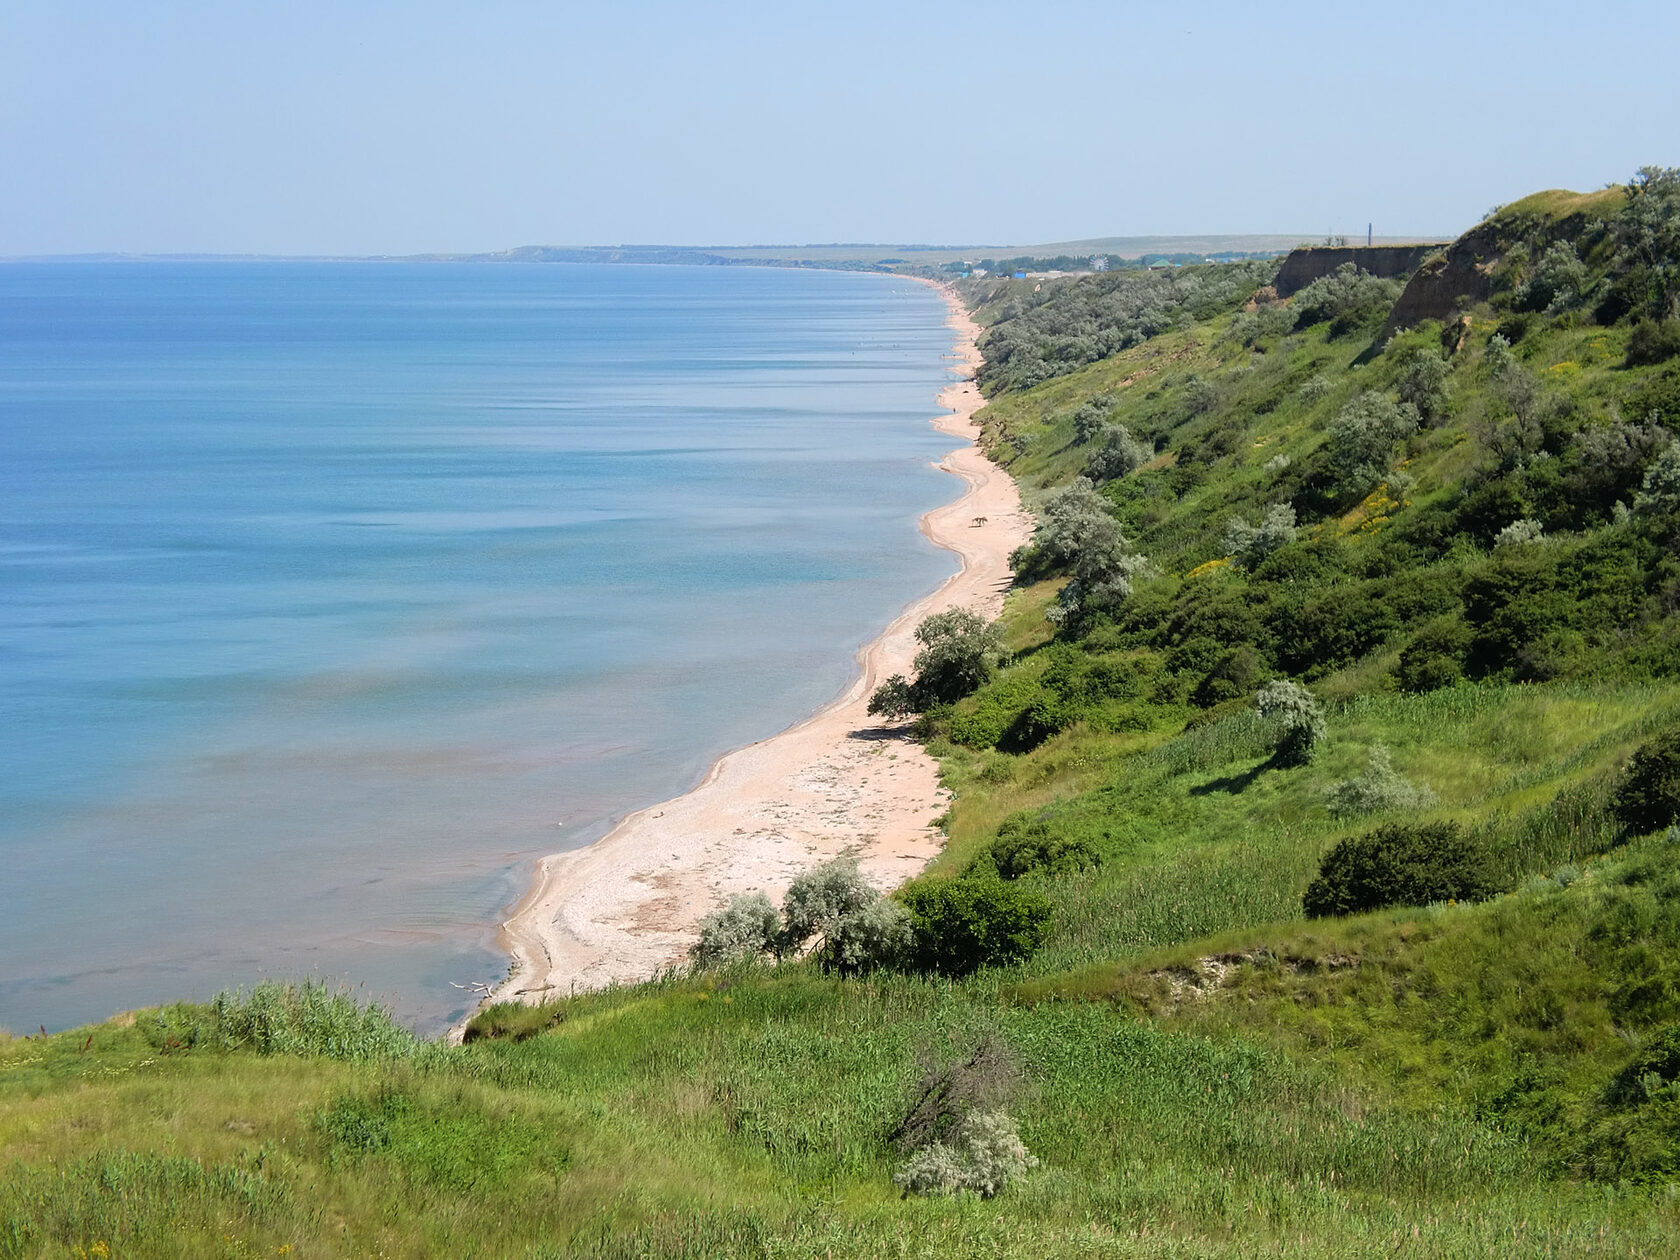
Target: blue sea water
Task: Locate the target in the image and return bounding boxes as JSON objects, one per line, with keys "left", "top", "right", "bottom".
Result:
{"left": 0, "top": 262, "right": 959, "bottom": 1034}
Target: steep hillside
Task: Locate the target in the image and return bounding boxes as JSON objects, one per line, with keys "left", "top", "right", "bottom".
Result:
{"left": 4, "top": 172, "right": 1679, "bottom": 1258}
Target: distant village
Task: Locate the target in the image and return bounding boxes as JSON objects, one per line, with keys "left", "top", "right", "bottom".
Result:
{"left": 950, "top": 249, "right": 1284, "bottom": 280}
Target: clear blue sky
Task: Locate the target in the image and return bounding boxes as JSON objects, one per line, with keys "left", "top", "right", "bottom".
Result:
{"left": 3, "top": 0, "right": 1676, "bottom": 255}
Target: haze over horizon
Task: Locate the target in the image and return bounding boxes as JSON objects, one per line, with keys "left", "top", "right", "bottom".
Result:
{"left": 3, "top": 0, "right": 1677, "bottom": 257}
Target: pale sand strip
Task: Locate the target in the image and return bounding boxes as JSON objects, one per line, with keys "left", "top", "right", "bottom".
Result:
{"left": 474, "top": 283, "right": 1028, "bottom": 1016}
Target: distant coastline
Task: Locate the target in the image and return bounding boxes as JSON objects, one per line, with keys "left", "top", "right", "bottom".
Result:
{"left": 469, "top": 280, "right": 1029, "bottom": 1029}
{"left": 0, "top": 232, "right": 1358, "bottom": 272}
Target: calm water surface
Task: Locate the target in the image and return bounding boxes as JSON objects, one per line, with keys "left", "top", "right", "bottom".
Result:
{"left": 0, "top": 262, "right": 958, "bottom": 1033}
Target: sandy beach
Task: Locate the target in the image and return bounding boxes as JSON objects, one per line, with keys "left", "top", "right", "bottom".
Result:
{"left": 477, "top": 282, "right": 1028, "bottom": 1016}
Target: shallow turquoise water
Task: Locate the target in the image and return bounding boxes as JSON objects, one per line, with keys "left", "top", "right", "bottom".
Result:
{"left": 0, "top": 262, "right": 958, "bottom": 1033}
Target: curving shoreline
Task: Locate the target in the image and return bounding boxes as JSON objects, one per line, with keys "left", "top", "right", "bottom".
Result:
{"left": 468, "top": 281, "right": 1028, "bottom": 1026}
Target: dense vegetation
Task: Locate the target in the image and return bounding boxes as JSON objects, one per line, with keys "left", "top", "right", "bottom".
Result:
{"left": 5, "top": 172, "right": 1680, "bottom": 1257}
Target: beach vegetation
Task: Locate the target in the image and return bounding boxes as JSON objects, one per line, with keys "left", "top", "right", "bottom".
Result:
{"left": 897, "top": 872, "right": 1051, "bottom": 976}
{"left": 1323, "top": 744, "right": 1437, "bottom": 817}
{"left": 690, "top": 892, "right": 781, "bottom": 967}
{"left": 780, "top": 857, "right": 908, "bottom": 972}
{"left": 892, "top": 1108, "right": 1037, "bottom": 1198}
{"left": 869, "top": 608, "right": 1006, "bottom": 718}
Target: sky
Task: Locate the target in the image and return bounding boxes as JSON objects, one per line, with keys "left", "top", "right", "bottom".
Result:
{"left": 3, "top": 1, "right": 1677, "bottom": 256}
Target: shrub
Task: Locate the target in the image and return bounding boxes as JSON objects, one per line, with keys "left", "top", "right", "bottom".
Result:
{"left": 892, "top": 1109, "right": 1038, "bottom": 1199}
{"left": 1035, "top": 478, "right": 1150, "bottom": 629}
{"left": 1182, "top": 374, "right": 1219, "bottom": 417}
{"left": 1191, "top": 643, "right": 1266, "bottom": 708}
{"left": 781, "top": 857, "right": 871, "bottom": 938}
{"left": 1272, "top": 582, "right": 1403, "bottom": 678}
{"left": 1516, "top": 241, "right": 1590, "bottom": 314}
{"left": 1395, "top": 350, "right": 1451, "bottom": 424}
{"left": 825, "top": 897, "right": 913, "bottom": 973}
{"left": 911, "top": 609, "right": 1007, "bottom": 705}
{"left": 1321, "top": 391, "right": 1418, "bottom": 499}
{"left": 869, "top": 608, "right": 1006, "bottom": 717}
{"left": 899, "top": 873, "right": 1051, "bottom": 975}
{"left": 1299, "top": 374, "right": 1334, "bottom": 404}
{"left": 689, "top": 893, "right": 780, "bottom": 968}
{"left": 1485, "top": 333, "right": 1518, "bottom": 379}
{"left": 1606, "top": 1023, "right": 1680, "bottom": 1106}
{"left": 1223, "top": 503, "right": 1298, "bottom": 568}
{"left": 1255, "top": 679, "right": 1326, "bottom": 766}
{"left": 1633, "top": 443, "right": 1680, "bottom": 515}
{"left": 890, "top": 1034, "right": 1019, "bottom": 1152}
{"left": 1324, "top": 745, "right": 1437, "bottom": 817}
{"left": 1494, "top": 517, "right": 1545, "bottom": 547}
{"left": 1604, "top": 166, "right": 1680, "bottom": 325}
{"left": 1086, "top": 421, "right": 1151, "bottom": 481}
{"left": 978, "top": 812, "right": 1099, "bottom": 879}
{"left": 781, "top": 857, "right": 905, "bottom": 972}
{"left": 1626, "top": 319, "right": 1680, "bottom": 367}
{"left": 867, "top": 674, "right": 917, "bottom": 719}
{"left": 1302, "top": 821, "right": 1497, "bottom": 917}
{"left": 1070, "top": 393, "right": 1118, "bottom": 444}
{"left": 1035, "top": 477, "right": 1124, "bottom": 569}
{"left": 1611, "top": 729, "right": 1680, "bottom": 836}
{"left": 1292, "top": 263, "right": 1403, "bottom": 336}
{"left": 1562, "top": 418, "right": 1673, "bottom": 524}
{"left": 1397, "top": 619, "right": 1468, "bottom": 692}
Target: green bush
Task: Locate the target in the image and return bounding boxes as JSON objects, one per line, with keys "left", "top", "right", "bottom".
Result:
{"left": 999, "top": 694, "right": 1074, "bottom": 752}
{"left": 1191, "top": 643, "right": 1266, "bottom": 708}
{"left": 869, "top": 608, "right": 1006, "bottom": 717}
{"left": 1086, "top": 421, "right": 1151, "bottom": 481}
{"left": 977, "top": 812, "right": 1099, "bottom": 879}
{"left": 1611, "top": 729, "right": 1680, "bottom": 835}
{"left": 1070, "top": 393, "right": 1118, "bottom": 444}
{"left": 899, "top": 874, "right": 1051, "bottom": 975}
{"left": 1515, "top": 241, "right": 1590, "bottom": 314}
{"left": 1223, "top": 503, "right": 1298, "bottom": 568}
{"left": 1303, "top": 821, "right": 1497, "bottom": 917}
{"left": 1271, "top": 583, "right": 1402, "bottom": 677}
{"left": 1606, "top": 1023, "right": 1680, "bottom": 1106}
{"left": 1626, "top": 318, "right": 1680, "bottom": 367}
{"left": 1397, "top": 618, "right": 1470, "bottom": 692}
{"left": 1395, "top": 349, "right": 1452, "bottom": 424}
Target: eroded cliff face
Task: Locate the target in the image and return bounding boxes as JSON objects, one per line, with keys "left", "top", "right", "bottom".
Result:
{"left": 1380, "top": 229, "right": 1497, "bottom": 337}
{"left": 1380, "top": 188, "right": 1628, "bottom": 338}
{"left": 1272, "top": 244, "right": 1443, "bottom": 297}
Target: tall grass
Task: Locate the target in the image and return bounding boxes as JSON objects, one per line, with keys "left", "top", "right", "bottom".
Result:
{"left": 209, "top": 980, "right": 420, "bottom": 1061}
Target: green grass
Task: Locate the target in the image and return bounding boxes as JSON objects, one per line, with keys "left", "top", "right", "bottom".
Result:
{"left": 6, "top": 967, "right": 1678, "bottom": 1257}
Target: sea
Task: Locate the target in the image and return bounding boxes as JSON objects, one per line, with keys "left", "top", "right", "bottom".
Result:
{"left": 0, "top": 262, "right": 960, "bottom": 1035}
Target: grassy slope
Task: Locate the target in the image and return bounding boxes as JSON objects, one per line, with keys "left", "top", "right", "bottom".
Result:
{"left": 5, "top": 191, "right": 1680, "bottom": 1257}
